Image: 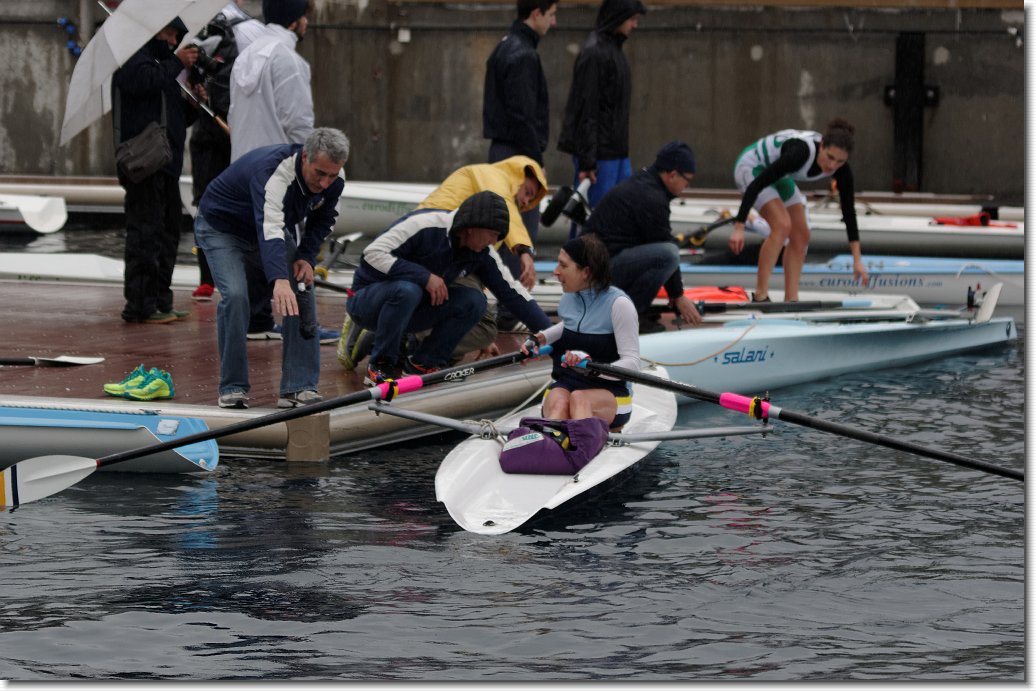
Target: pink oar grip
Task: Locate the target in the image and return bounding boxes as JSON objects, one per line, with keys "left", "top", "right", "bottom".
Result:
{"left": 394, "top": 375, "right": 424, "bottom": 394}
{"left": 719, "top": 392, "right": 770, "bottom": 418}
{"left": 377, "top": 375, "right": 424, "bottom": 398}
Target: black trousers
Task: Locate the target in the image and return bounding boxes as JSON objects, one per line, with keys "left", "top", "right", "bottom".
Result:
{"left": 121, "top": 172, "right": 182, "bottom": 321}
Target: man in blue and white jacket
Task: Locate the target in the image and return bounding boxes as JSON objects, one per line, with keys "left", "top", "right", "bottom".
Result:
{"left": 349, "top": 190, "right": 553, "bottom": 385}
{"left": 195, "top": 127, "right": 349, "bottom": 409}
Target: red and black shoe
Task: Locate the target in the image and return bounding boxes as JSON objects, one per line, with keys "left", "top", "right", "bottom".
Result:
{"left": 364, "top": 359, "right": 402, "bottom": 386}
{"left": 402, "top": 356, "right": 439, "bottom": 376}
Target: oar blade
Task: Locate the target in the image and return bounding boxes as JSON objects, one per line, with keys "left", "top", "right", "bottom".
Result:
{"left": 1, "top": 455, "right": 98, "bottom": 509}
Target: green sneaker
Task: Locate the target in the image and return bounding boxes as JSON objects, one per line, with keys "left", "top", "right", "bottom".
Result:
{"left": 336, "top": 313, "right": 373, "bottom": 370}
{"left": 124, "top": 368, "right": 174, "bottom": 401}
{"left": 102, "top": 364, "right": 149, "bottom": 397}
{"left": 167, "top": 309, "right": 191, "bottom": 320}
{"left": 143, "top": 311, "right": 177, "bottom": 324}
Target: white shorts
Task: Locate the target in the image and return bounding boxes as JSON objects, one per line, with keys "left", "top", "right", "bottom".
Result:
{"left": 734, "top": 159, "right": 808, "bottom": 213}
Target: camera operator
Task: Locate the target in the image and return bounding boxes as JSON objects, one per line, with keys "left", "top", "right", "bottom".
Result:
{"left": 187, "top": 1, "right": 268, "bottom": 302}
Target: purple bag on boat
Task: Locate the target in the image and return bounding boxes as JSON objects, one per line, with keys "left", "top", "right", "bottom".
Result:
{"left": 499, "top": 416, "right": 610, "bottom": 475}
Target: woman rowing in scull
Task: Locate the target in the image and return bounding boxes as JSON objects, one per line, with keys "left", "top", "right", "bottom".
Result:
{"left": 728, "top": 118, "right": 868, "bottom": 301}
{"left": 521, "top": 233, "right": 640, "bottom": 431}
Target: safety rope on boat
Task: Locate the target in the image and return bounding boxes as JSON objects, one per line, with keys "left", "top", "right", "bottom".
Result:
{"left": 461, "top": 375, "right": 552, "bottom": 441}
{"left": 640, "top": 322, "right": 757, "bottom": 368}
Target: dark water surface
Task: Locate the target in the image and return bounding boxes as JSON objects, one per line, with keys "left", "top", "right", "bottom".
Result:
{"left": 0, "top": 229, "right": 1026, "bottom": 682}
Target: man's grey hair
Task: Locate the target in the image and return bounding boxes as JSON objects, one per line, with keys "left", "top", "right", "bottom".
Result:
{"left": 304, "top": 127, "right": 351, "bottom": 163}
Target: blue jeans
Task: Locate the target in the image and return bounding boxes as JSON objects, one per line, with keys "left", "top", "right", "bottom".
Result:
{"left": 195, "top": 212, "right": 321, "bottom": 397}
{"left": 609, "top": 242, "right": 680, "bottom": 314}
{"left": 347, "top": 280, "right": 486, "bottom": 368}
{"left": 569, "top": 156, "right": 632, "bottom": 238}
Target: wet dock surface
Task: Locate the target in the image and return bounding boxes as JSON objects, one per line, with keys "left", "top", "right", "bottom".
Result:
{"left": 0, "top": 278, "right": 377, "bottom": 408}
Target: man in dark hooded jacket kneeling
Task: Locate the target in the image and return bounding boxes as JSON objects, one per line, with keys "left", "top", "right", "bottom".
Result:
{"left": 348, "top": 191, "right": 553, "bottom": 385}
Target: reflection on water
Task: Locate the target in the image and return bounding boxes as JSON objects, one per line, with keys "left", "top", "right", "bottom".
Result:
{"left": 0, "top": 311, "right": 1024, "bottom": 681}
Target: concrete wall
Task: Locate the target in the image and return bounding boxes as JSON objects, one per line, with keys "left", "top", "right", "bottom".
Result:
{"left": 0, "top": 1, "right": 1024, "bottom": 202}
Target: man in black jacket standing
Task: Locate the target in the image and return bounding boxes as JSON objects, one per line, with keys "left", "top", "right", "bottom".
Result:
{"left": 483, "top": 0, "right": 557, "bottom": 167}
{"left": 112, "top": 20, "right": 199, "bottom": 324}
{"left": 582, "top": 141, "right": 702, "bottom": 333}
{"left": 557, "top": 0, "right": 645, "bottom": 237}
{"left": 482, "top": 0, "right": 558, "bottom": 287}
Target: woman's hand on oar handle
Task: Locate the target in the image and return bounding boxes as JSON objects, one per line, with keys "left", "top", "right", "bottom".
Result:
{"left": 562, "top": 350, "right": 591, "bottom": 368}
{"left": 521, "top": 333, "right": 546, "bottom": 356}
{"left": 729, "top": 221, "right": 746, "bottom": 255}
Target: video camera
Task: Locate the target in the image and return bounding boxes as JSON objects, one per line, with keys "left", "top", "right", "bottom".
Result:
{"left": 540, "top": 177, "right": 592, "bottom": 227}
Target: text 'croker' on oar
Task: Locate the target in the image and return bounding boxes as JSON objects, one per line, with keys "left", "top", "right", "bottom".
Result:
{"left": 0, "top": 347, "right": 552, "bottom": 510}
{"left": 579, "top": 361, "right": 1023, "bottom": 483}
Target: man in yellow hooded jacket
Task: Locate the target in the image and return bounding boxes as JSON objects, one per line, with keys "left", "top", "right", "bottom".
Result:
{"left": 416, "top": 155, "right": 548, "bottom": 290}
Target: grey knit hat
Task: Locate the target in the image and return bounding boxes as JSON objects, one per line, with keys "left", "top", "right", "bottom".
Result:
{"left": 451, "top": 191, "right": 509, "bottom": 241}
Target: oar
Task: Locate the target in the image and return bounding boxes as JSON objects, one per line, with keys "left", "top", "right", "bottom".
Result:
{"left": 674, "top": 215, "right": 735, "bottom": 248}
{"left": 580, "top": 361, "right": 1023, "bottom": 482}
{"left": 313, "top": 277, "right": 350, "bottom": 294}
{"left": 0, "top": 348, "right": 551, "bottom": 509}
{"left": 0, "top": 194, "right": 68, "bottom": 234}
{"left": 696, "top": 299, "right": 873, "bottom": 314}
{"left": 0, "top": 355, "right": 105, "bottom": 366}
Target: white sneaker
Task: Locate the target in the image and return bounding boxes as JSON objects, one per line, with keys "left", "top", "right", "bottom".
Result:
{"left": 218, "top": 391, "right": 249, "bottom": 409}
{"left": 277, "top": 390, "right": 323, "bottom": 408}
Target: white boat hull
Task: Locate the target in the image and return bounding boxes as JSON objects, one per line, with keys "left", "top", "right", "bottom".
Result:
{"left": 672, "top": 254, "right": 1025, "bottom": 307}
{"left": 660, "top": 202, "right": 1024, "bottom": 259}
{"left": 435, "top": 365, "right": 677, "bottom": 535}
{"left": 638, "top": 315, "right": 1017, "bottom": 397}
{"left": 334, "top": 184, "right": 1025, "bottom": 259}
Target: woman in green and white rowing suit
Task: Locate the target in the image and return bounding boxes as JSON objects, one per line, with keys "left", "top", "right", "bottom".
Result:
{"left": 728, "top": 118, "right": 868, "bottom": 301}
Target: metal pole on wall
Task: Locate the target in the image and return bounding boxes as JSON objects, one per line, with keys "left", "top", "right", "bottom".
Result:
{"left": 79, "top": 0, "right": 95, "bottom": 43}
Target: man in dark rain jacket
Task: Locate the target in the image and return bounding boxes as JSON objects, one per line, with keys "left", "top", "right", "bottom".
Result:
{"left": 112, "top": 19, "right": 199, "bottom": 323}
{"left": 482, "top": 0, "right": 559, "bottom": 283}
{"left": 483, "top": 0, "right": 558, "bottom": 167}
{"left": 557, "top": 0, "right": 646, "bottom": 230}
{"left": 582, "top": 141, "right": 703, "bottom": 333}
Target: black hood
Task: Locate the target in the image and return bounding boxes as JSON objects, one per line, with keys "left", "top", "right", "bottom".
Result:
{"left": 595, "top": 0, "right": 646, "bottom": 34}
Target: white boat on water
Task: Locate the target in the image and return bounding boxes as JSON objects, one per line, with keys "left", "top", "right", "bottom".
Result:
{"left": 429, "top": 365, "right": 685, "bottom": 534}
{"left": 577, "top": 253, "right": 1023, "bottom": 307}
{"left": 637, "top": 285, "right": 1015, "bottom": 397}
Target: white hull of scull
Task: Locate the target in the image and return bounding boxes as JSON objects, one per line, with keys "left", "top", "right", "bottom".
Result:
{"left": 435, "top": 364, "right": 677, "bottom": 535}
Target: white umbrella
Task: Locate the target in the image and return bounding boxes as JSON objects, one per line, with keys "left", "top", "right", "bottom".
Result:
{"left": 60, "top": 0, "right": 228, "bottom": 145}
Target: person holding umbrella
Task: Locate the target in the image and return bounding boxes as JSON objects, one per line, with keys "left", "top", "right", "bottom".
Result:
{"left": 112, "top": 17, "right": 201, "bottom": 324}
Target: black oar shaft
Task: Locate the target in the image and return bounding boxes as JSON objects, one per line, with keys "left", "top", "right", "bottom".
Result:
{"left": 674, "top": 216, "right": 735, "bottom": 247}
{"left": 96, "top": 350, "right": 541, "bottom": 469}
{"left": 697, "top": 300, "right": 848, "bottom": 314}
{"left": 313, "top": 277, "right": 350, "bottom": 294}
{"left": 585, "top": 362, "right": 1023, "bottom": 483}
